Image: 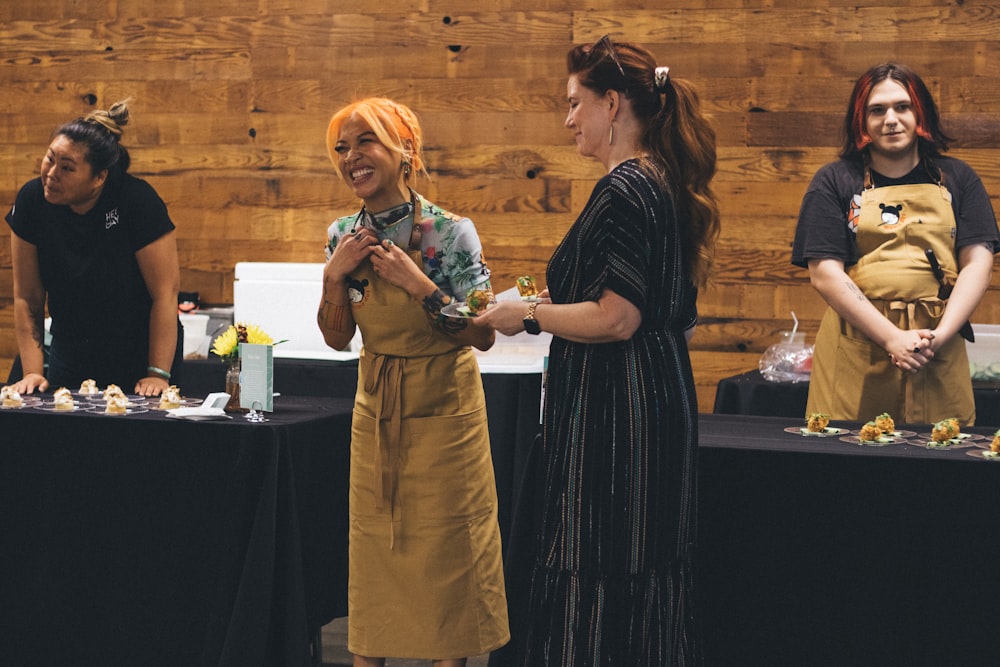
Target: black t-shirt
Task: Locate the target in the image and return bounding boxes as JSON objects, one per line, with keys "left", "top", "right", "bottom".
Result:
{"left": 6, "top": 173, "right": 175, "bottom": 347}
{"left": 791, "top": 155, "right": 1000, "bottom": 268}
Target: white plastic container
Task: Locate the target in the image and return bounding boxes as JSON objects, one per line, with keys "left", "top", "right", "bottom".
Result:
{"left": 966, "top": 324, "right": 1000, "bottom": 381}
{"left": 234, "top": 262, "right": 360, "bottom": 361}
{"left": 179, "top": 313, "right": 211, "bottom": 358}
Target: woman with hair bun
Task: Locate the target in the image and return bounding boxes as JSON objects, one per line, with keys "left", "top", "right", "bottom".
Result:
{"left": 317, "top": 97, "right": 508, "bottom": 667}
{"left": 6, "top": 98, "right": 182, "bottom": 396}
{"left": 481, "top": 35, "right": 720, "bottom": 666}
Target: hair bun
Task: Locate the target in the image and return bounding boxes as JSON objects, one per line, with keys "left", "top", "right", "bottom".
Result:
{"left": 84, "top": 98, "right": 131, "bottom": 137}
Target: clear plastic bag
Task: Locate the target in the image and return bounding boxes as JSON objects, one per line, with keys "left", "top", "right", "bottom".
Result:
{"left": 759, "top": 331, "right": 814, "bottom": 383}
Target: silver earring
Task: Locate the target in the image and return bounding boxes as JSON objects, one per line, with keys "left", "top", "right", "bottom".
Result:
{"left": 402, "top": 161, "right": 411, "bottom": 176}
{"left": 608, "top": 124, "right": 614, "bottom": 145}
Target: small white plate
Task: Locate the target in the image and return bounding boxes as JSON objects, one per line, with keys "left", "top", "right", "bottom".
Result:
{"left": 89, "top": 405, "right": 150, "bottom": 416}
{"left": 37, "top": 402, "right": 86, "bottom": 412}
{"left": 783, "top": 426, "right": 850, "bottom": 437}
{"left": 442, "top": 302, "right": 475, "bottom": 318}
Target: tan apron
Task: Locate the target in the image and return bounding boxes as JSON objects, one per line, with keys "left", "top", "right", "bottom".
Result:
{"left": 345, "top": 235, "right": 509, "bottom": 657}
{"left": 807, "top": 175, "right": 975, "bottom": 425}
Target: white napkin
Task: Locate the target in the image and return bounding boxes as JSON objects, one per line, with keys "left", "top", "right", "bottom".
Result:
{"left": 165, "top": 406, "right": 232, "bottom": 421}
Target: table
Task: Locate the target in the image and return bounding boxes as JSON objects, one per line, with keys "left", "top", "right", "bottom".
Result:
{"left": 713, "top": 369, "right": 1000, "bottom": 426}
{"left": 0, "top": 395, "right": 352, "bottom": 667}
{"left": 698, "top": 414, "right": 1000, "bottom": 666}
{"left": 180, "top": 358, "right": 543, "bottom": 551}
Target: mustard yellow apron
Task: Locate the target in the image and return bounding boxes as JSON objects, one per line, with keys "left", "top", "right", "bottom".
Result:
{"left": 807, "top": 175, "right": 975, "bottom": 425}
{"left": 345, "top": 242, "right": 509, "bottom": 658}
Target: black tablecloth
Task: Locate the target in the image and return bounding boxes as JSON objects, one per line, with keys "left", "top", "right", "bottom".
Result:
{"left": 11, "top": 362, "right": 993, "bottom": 666}
{"left": 714, "top": 369, "right": 1000, "bottom": 426}
{"left": 0, "top": 395, "right": 352, "bottom": 667}
{"left": 698, "top": 413, "right": 1000, "bottom": 666}
{"left": 181, "top": 358, "right": 542, "bottom": 550}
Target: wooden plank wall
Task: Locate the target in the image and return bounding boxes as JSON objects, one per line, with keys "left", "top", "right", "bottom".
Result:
{"left": 2, "top": 0, "right": 999, "bottom": 412}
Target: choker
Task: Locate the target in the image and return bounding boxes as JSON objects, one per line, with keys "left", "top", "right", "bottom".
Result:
{"left": 368, "top": 201, "right": 413, "bottom": 230}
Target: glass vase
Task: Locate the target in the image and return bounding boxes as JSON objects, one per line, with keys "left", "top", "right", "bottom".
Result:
{"left": 224, "top": 357, "right": 245, "bottom": 413}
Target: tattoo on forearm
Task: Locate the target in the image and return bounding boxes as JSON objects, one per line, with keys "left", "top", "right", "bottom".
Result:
{"left": 423, "top": 289, "right": 467, "bottom": 335}
{"left": 845, "top": 281, "right": 869, "bottom": 303}
{"left": 28, "top": 303, "right": 45, "bottom": 347}
{"left": 318, "top": 301, "right": 350, "bottom": 333}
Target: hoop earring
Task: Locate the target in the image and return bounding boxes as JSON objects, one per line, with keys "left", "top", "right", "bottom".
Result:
{"left": 608, "top": 123, "right": 614, "bottom": 145}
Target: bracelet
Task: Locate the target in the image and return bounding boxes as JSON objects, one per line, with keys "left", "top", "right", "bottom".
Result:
{"left": 147, "top": 365, "right": 171, "bottom": 380}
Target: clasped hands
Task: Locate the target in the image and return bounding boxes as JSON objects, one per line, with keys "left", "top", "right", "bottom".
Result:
{"left": 887, "top": 328, "right": 936, "bottom": 373}
{"left": 327, "top": 228, "right": 418, "bottom": 289}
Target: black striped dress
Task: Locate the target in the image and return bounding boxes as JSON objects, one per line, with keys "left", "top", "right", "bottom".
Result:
{"left": 508, "top": 159, "right": 700, "bottom": 666}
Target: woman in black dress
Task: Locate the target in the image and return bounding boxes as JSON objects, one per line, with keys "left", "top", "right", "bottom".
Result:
{"left": 481, "top": 36, "right": 720, "bottom": 665}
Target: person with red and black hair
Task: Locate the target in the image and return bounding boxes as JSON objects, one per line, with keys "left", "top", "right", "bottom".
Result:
{"left": 792, "top": 63, "right": 999, "bottom": 424}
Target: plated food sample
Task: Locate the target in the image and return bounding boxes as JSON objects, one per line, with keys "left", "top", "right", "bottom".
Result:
{"left": 103, "top": 384, "right": 126, "bottom": 401}
{"left": 78, "top": 378, "right": 100, "bottom": 395}
{"left": 931, "top": 417, "right": 961, "bottom": 444}
{"left": 104, "top": 394, "right": 129, "bottom": 415}
{"left": 158, "top": 385, "right": 183, "bottom": 410}
{"left": 912, "top": 418, "right": 983, "bottom": 448}
{"left": 52, "top": 387, "right": 76, "bottom": 411}
{"left": 465, "top": 289, "right": 492, "bottom": 315}
{"left": 874, "top": 412, "right": 895, "bottom": 435}
{"left": 987, "top": 431, "right": 1000, "bottom": 459}
{"left": 785, "top": 414, "right": 848, "bottom": 437}
{"left": 516, "top": 275, "right": 538, "bottom": 299}
{"left": 858, "top": 421, "right": 883, "bottom": 442}
{"left": 1, "top": 386, "right": 23, "bottom": 408}
{"left": 806, "top": 413, "right": 829, "bottom": 432}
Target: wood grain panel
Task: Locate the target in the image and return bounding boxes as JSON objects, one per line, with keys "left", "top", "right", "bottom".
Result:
{"left": 1, "top": 1, "right": 999, "bottom": 412}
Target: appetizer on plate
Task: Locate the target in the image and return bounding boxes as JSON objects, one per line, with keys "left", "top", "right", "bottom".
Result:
{"left": 465, "top": 289, "right": 492, "bottom": 315}
{"left": 516, "top": 275, "right": 538, "bottom": 299}
{"left": 52, "top": 387, "right": 76, "bottom": 411}
{"left": 158, "top": 385, "right": 183, "bottom": 410}
{"left": 858, "top": 421, "right": 883, "bottom": 442}
{"left": 805, "top": 413, "right": 830, "bottom": 433}
{"left": 931, "top": 417, "right": 961, "bottom": 444}
{"left": 874, "top": 412, "right": 895, "bottom": 435}
{"left": 1, "top": 386, "right": 23, "bottom": 408}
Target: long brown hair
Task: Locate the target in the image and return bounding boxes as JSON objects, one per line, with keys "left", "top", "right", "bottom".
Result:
{"left": 568, "top": 37, "right": 720, "bottom": 287}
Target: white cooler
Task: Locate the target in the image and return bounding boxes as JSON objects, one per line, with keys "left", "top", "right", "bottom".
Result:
{"left": 234, "top": 262, "right": 360, "bottom": 361}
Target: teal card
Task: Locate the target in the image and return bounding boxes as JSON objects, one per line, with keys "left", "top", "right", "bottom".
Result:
{"left": 239, "top": 342, "right": 274, "bottom": 412}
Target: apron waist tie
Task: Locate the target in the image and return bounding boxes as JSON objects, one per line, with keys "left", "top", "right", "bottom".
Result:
{"left": 365, "top": 353, "right": 403, "bottom": 549}
{"left": 884, "top": 299, "right": 944, "bottom": 418}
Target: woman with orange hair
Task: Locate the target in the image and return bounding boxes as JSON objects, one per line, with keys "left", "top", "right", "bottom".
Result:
{"left": 316, "top": 97, "right": 508, "bottom": 667}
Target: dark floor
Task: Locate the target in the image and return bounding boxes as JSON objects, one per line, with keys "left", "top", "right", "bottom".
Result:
{"left": 320, "top": 617, "right": 490, "bottom": 666}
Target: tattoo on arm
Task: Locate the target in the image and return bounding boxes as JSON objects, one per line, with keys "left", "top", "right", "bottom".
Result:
{"left": 845, "top": 281, "right": 869, "bottom": 303}
{"left": 318, "top": 301, "right": 351, "bottom": 333}
{"left": 423, "top": 289, "right": 467, "bottom": 335}
{"left": 28, "top": 303, "right": 45, "bottom": 347}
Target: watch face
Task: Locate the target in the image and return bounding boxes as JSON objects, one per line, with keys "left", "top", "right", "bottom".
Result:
{"left": 524, "top": 318, "right": 541, "bottom": 335}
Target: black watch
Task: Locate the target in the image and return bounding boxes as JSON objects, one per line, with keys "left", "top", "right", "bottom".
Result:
{"left": 523, "top": 301, "right": 541, "bottom": 335}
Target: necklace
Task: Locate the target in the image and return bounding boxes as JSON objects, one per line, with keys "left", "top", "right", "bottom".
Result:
{"left": 352, "top": 190, "right": 422, "bottom": 250}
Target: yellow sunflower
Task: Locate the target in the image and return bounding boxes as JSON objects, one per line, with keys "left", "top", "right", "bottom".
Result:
{"left": 211, "top": 322, "right": 278, "bottom": 361}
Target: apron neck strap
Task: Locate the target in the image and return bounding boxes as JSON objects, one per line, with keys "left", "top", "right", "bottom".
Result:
{"left": 863, "top": 155, "right": 945, "bottom": 190}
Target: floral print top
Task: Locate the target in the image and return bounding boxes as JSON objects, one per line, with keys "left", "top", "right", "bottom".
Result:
{"left": 325, "top": 191, "right": 491, "bottom": 299}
